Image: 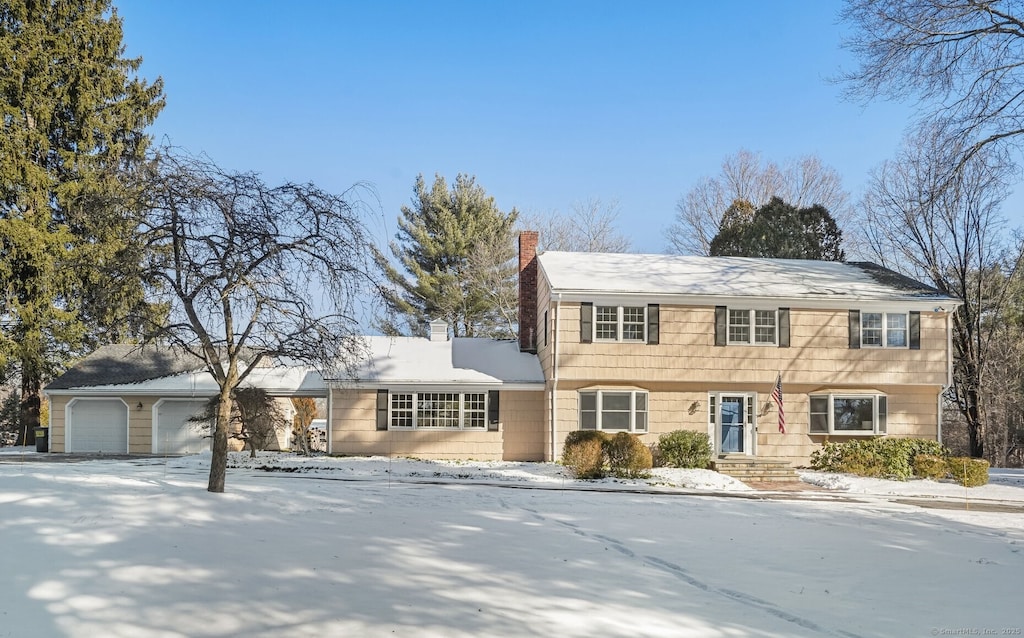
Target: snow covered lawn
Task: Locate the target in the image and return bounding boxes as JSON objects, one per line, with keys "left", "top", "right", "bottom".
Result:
{"left": 1, "top": 451, "right": 1022, "bottom": 637}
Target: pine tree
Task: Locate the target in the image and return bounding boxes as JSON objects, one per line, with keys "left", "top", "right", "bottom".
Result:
{"left": 375, "top": 173, "right": 518, "bottom": 338}
{"left": 709, "top": 197, "right": 845, "bottom": 261}
{"left": 0, "top": 0, "right": 164, "bottom": 436}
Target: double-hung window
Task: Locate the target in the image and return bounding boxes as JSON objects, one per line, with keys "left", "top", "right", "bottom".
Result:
{"left": 579, "top": 390, "right": 648, "bottom": 432}
{"left": 728, "top": 309, "right": 777, "bottom": 345}
{"left": 390, "top": 392, "right": 488, "bottom": 429}
{"left": 594, "top": 306, "right": 646, "bottom": 342}
{"left": 809, "top": 394, "right": 887, "bottom": 435}
{"left": 861, "top": 312, "right": 908, "bottom": 348}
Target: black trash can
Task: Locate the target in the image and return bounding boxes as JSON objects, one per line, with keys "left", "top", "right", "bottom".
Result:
{"left": 34, "top": 427, "right": 48, "bottom": 453}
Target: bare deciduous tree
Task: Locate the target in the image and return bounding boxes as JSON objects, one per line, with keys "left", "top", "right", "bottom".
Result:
{"left": 841, "top": 0, "right": 1024, "bottom": 169}
{"left": 141, "top": 150, "right": 376, "bottom": 492}
{"left": 521, "top": 198, "right": 632, "bottom": 253}
{"left": 667, "top": 150, "right": 851, "bottom": 255}
{"left": 860, "top": 125, "right": 1023, "bottom": 460}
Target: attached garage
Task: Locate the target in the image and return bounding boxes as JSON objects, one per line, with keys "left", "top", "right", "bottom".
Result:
{"left": 154, "top": 399, "right": 210, "bottom": 454}
{"left": 66, "top": 399, "right": 129, "bottom": 453}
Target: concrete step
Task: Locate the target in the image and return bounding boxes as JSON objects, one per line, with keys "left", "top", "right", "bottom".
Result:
{"left": 711, "top": 456, "right": 799, "bottom": 482}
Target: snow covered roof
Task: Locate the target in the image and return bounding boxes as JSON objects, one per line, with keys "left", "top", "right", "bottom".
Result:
{"left": 45, "top": 344, "right": 325, "bottom": 396}
{"left": 537, "top": 252, "right": 958, "bottom": 306}
{"left": 328, "top": 336, "right": 544, "bottom": 388}
{"left": 45, "top": 337, "right": 545, "bottom": 395}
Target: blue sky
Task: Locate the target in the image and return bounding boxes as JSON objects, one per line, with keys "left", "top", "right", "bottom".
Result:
{"left": 114, "top": 0, "right": 986, "bottom": 254}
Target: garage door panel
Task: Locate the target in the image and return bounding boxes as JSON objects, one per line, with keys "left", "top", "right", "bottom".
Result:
{"left": 68, "top": 400, "right": 128, "bottom": 453}
{"left": 156, "top": 400, "right": 210, "bottom": 454}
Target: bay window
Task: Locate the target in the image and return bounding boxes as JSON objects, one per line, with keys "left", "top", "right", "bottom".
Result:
{"left": 579, "top": 390, "right": 648, "bottom": 433}
{"left": 809, "top": 394, "right": 887, "bottom": 435}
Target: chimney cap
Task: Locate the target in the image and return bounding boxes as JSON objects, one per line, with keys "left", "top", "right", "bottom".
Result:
{"left": 429, "top": 318, "right": 449, "bottom": 342}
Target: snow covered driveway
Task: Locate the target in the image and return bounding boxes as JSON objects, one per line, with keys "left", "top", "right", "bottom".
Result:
{"left": 1, "top": 453, "right": 1022, "bottom": 637}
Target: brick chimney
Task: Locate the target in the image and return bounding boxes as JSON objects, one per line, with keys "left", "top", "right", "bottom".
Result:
{"left": 518, "top": 231, "right": 539, "bottom": 352}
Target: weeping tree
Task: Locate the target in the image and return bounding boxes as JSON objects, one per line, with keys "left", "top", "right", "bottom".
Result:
{"left": 860, "top": 126, "right": 1021, "bottom": 460}
{"left": 0, "top": 0, "right": 165, "bottom": 441}
{"left": 192, "top": 387, "right": 287, "bottom": 459}
{"left": 140, "top": 150, "right": 376, "bottom": 492}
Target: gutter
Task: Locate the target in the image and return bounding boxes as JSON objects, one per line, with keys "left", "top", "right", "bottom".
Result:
{"left": 551, "top": 294, "right": 562, "bottom": 462}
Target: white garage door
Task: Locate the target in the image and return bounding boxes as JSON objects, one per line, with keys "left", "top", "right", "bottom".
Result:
{"left": 67, "top": 399, "right": 128, "bottom": 453}
{"left": 155, "top": 400, "right": 210, "bottom": 454}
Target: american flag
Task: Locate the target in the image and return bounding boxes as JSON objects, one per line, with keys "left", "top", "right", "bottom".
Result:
{"left": 771, "top": 372, "right": 786, "bottom": 434}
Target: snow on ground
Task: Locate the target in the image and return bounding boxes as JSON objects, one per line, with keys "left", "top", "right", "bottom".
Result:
{"left": 1, "top": 450, "right": 1023, "bottom": 637}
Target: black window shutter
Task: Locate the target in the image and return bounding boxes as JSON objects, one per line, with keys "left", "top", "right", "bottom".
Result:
{"left": 714, "top": 306, "right": 727, "bottom": 346}
{"left": 376, "top": 390, "right": 388, "bottom": 431}
{"left": 778, "top": 308, "right": 790, "bottom": 348}
{"left": 580, "top": 302, "right": 593, "bottom": 344}
{"left": 849, "top": 310, "right": 861, "bottom": 349}
{"left": 909, "top": 311, "right": 921, "bottom": 350}
{"left": 487, "top": 390, "right": 500, "bottom": 431}
{"left": 647, "top": 304, "right": 660, "bottom": 345}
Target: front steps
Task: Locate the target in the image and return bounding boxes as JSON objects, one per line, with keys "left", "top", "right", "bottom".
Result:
{"left": 711, "top": 455, "right": 799, "bottom": 483}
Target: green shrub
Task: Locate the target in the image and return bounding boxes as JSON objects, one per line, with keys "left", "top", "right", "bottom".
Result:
{"left": 810, "top": 438, "right": 948, "bottom": 480}
{"left": 605, "top": 432, "right": 652, "bottom": 479}
{"left": 657, "top": 430, "right": 712, "bottom": 469}
{"left": 562, "top": 435, "right": 606, "bottom": 479}
{"left": 564, "top": 430, "right": 609, "bottom": 448}
{"left": 947, "top": 457, "right": 990, "bottom": 487}
{"left": 913, "top": 454, "right": 948, "bottom": 480}
{"left": 809, "top": 440, "right": 844, "bottom": 472}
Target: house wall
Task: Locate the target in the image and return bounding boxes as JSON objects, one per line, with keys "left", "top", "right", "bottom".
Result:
{"left": 329, "top": 388, "right": 545, "bottom": 461}
{"left": 551, "top": 302, "right": 950, "bottom": 387}
{"left": 49, "top": 394, "right": 167, "bottom": 454}
{"left": 545, "top": 382, "right": 941, "bottom": 465}
{"left": 531, "top": 279, "right": 950, "bottom": 464}
{"left": 501, "top": 391, "right": 546, "bottom": 461}
{"left": 49, "top": 393, "right": 301, "bottom": 454}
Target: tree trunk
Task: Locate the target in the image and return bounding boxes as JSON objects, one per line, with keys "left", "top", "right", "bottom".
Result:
{"left": 19, "top": 368, "right": 41, "bottom": 446}
{"left": 208, "top": 388, "right": 232, "bottom": 492}
{"left": 965, "top": 388, "right": 985, "bottom": 459}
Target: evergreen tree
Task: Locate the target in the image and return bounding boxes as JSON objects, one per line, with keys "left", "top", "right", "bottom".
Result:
{"left": 375, "top": 173, "right": 518, "bottom": 338}
{"left": 709, "top": 196, "right": 845, "bottom": 261}
{"left": 0, "top": 0, "right": 164, "bottom": 435}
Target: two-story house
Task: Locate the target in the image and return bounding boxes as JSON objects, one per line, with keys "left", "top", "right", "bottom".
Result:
{"left": 44, "top": 231, "right": 958, "bottom": 466}
{"left": 519, "top": 231, "right": 959, "bottom": 463}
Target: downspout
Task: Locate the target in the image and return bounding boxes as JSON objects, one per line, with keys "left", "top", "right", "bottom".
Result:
{"left": 939, "top": 309, "right": 953, "bottom": 443}
{"left": 551, "top": 294, "right": 562, "bottom": 461}
{"left": 326, "top": 386, "right": 334, "bottom": 456}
